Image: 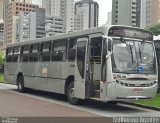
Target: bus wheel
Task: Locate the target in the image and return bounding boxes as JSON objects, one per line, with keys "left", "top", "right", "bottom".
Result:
{"left": 107, "top": 101, "right": 118, "bottom": 105}
{"left": 17, "top": 76, "right": 25, "bottom": 93}
{"left": 67, "top": 82, "right": 80, "bottom": 105}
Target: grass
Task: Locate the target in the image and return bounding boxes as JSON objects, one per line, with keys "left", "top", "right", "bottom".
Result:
{"left": 0, "top": 74, "right": 5, "bottom": 83}
{"left": 136, "top": 94, "right": 160, "bottom": 108}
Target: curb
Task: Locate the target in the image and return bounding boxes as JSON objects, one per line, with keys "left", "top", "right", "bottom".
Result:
{"left": 119, "top": 101, "right": 160, "bottom": 111}
{"left": 0, "top": 82, "right": 10, "bottom": 84}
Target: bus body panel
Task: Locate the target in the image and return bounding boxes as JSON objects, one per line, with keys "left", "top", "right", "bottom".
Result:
{"left": 4, "top": 25, "right": 158, "bottom": 103}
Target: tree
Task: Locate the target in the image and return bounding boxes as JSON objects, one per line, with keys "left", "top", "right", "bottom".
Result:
{"left": 0, "top": 52, "right": 5, "bottom": 65}
{"left": 146, "top": 24, "right": 160, "bottom": 36}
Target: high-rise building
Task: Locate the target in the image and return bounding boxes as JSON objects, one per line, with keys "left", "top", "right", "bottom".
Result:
{"left": 0, "top": 23, "right": 4, "bottom": 45}
{"left": 112, "top": 0, "right": 160, "bottom": 28}
{"left": 42, "top": 0, "right": 74, "bottom": 33}
{"left": 112, "top": 0, "right": 140, "bottom": 27}
{"left": 0, "top": 0, "right": 4, "bottom": 22}
{"left": 42, "top": 0, "right": 63, "bottom": 17}
{"left": 45, "top": 16, "right": 65, "bottom": 37}
{"left": 106, "top": 12, "right": 112, "bottom": 25}
{"left": 140, "top": 0, "right": 147, "bottom": 29}
{"left": 5, "top": 1, "right": 39, "bottom": 44}
{"left": 0, "top": 22, "right": 4, "bottom": 50}
{"left": 145, "top": 0, "right": 160, "bottom": 27}
{"left": 16, "top": 8, "right": 45, "bottom": 42}
{"left": 64, "top": 0, "right": 74, "bottom": 33}
{"left": 9, "top": 0, "right": 32, "bottom": 3}
{"left": 74, "top": 0, "right": 99, "bottom": 31}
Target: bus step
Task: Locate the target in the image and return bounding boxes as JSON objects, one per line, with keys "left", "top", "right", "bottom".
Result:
{"left": 86, "top": 83, "right": 100, "bottom": 97}
{"left": 94, "top": 90, "right": 100, "bottom": 98}
{"left": 93, "top": 80, "right": 100, "bottom": 83}
{"left": 90, "top": 97, "right": 100, "bottom": 101}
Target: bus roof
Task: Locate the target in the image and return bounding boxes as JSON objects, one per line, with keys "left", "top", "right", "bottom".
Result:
{"left": 7, "top": 25, "right": 152, "bottom": 48}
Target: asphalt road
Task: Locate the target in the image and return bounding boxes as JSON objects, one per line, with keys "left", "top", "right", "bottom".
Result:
{"left": 0, "top": 83, "right": 160, "bottom": 123}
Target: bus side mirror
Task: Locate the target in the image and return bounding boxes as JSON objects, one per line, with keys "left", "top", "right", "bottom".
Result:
{"left": 108, "top": 39, "right": 113, "bottom": 52}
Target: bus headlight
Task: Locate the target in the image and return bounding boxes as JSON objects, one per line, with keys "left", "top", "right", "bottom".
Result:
{"left": 154, "top": 81, "right": 158, "bottom": 84}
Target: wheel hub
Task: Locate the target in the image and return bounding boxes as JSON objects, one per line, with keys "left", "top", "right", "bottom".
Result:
{"left": 69, "top": 88, "right": 74, "bottom": 99}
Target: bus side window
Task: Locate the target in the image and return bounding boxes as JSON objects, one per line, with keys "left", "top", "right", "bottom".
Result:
{"left": 29, "top": 44, "right": 39, "bottom": 62}
{"left": 21, "top": 45, "right": 30, "bottom": 62}
{"left": 90, "top": 37, "right": 102, "bottom": 57}
{"left": 52, "top": 40, "right": 67, "bottom": 62}
{"left": 68, "top": 38, "right": 77, "bottom": 61}
{"left": 41, "top": 42, "right": 51, "bottom": 62}
{"left": 101, "top": 40, "right": 107, "bottom": 82}
{"left": 6, "top": 48, "right": 14, "bottom": 62}
{"left": 90, "top": 37, "right": 102, "bottom": 81}
{"left": 12, "top": 47, "right": 21, "bottom": 62}
{"left": 77, "top": 41, "right": 87, "bottom": 79}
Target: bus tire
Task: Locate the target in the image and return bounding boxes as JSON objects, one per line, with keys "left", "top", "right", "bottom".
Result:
{"left": 17, "top": 76, "right": 25, "bottom": 93}
{"left": 107, "top": 101, "right": 118, "bottom": 105}
{"left": 67, "top": 82, "right": 80, "bottom": 105}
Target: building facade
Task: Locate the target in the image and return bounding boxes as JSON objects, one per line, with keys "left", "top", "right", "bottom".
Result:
{"left": 0, "top": 0, "right": 4, "bottom": 22}
{"left": 45, "top": 16, "right": 65, "bottom": 37}
{"left": 64, "top": 0, "right": 74, "bottom": 33}
{"left": 74, "top": 0, "right": 99, "bottom": 31}
{"left": 5, "top": 1, "right": 39, "bottom": 44}
{"left": 106, "top": 12, "right": 112, "bottom": 25}
{"left": 42, "top": 0, "right": 74, "bottom": 33}
{"left": 10, "top": 0, "right": 32, "bottom": 3}
{"left": 112, "top": 0, "right": 139, "bottom": 27}
{"left": 112, "top": 0, "right": 160, "bottom": 28}
{"left": 16, "top": 8, "right": 45, "bottom": 42}
{"left": 146, "top": 0, "right": 160, "bottom": 27}
{"left": 0, "top": 23, "right": 4, "bottom": 45}
{"left": 42, "top": 0, "right": 63, "bottom": 17}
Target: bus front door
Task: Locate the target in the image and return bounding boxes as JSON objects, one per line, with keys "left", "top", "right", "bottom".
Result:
{"left": 74, "top": 38, "right": 88, "bottom": 99}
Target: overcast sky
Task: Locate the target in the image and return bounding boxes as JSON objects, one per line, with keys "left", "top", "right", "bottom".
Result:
{"left": 32, "top": 0, "right": 112, "bottom": 26}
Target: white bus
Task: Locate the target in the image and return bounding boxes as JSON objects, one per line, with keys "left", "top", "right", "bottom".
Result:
{"left": 4, "top": 25, "right": 158, "bottom": 104}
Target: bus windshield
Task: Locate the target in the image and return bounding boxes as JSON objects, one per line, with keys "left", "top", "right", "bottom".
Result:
{"left": 112, "top": 38, "right": 156, "bottom": 74}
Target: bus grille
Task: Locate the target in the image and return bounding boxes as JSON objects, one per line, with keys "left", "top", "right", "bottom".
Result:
{"left": 116, "top": 80, "right": 157, "bottom": 87}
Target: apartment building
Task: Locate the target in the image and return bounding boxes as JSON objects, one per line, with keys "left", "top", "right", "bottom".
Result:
{"left": 0, "top": 23, "right": 4, "bottom": 45}
{"left": 0, "top": 0, "right": 4, "bottom": 22}
{"left": 147, "top": 0, "right": 160, "bottom": 27}
{"left": 45, "top": 16, "right": 65, "bottom": 37}
{"left": 112, "top": 0, "right": 160, "bottom": 28}
{"left": 5, "top": 1, "right": 39, "bottom": 44}
{"left": 112, "top": 0, "right": 140, "bottom": 27}
{"left": 74, "top": 0, "right": 99, "bottom": 31}
{"left": 42, "top": 0, "right": 74, "bottom": 33}
{"left": 16, "top": 8, "right": 45, "bottom": 42}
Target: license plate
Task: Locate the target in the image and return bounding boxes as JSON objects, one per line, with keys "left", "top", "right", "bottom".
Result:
{"left": 133, "top": 88, "right": 143, "bottom": 93}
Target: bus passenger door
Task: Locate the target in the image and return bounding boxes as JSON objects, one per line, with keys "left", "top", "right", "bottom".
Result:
{"left": 74, "top": 38, "right": 88, "bottom": 99}
{"left": 100, "top": 37, "right": 114, "bottom": 101}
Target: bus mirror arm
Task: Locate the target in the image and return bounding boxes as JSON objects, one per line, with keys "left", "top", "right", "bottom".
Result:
{"left": 102, "top": 35, "right": 113, "bottom": 52}
{"left": 106, "top": 51, "right": 113, "bottom": 59}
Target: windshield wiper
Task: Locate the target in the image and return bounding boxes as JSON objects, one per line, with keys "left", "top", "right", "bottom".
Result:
{"left": 138, "top": 43, "right": 142, "bottom": 63}
{"left": 120, "top": 38, "right": 134, "bottom": 63}
{"left": 138, "top": 41, "right": 145, "bottom": 64}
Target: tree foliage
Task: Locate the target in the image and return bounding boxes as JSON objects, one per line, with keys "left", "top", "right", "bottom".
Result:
{"left": 0, "top": 52, "right": 5, "bottom": 65}
{"left": 146, "top": 24, "right": 160, "bottom": 36}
